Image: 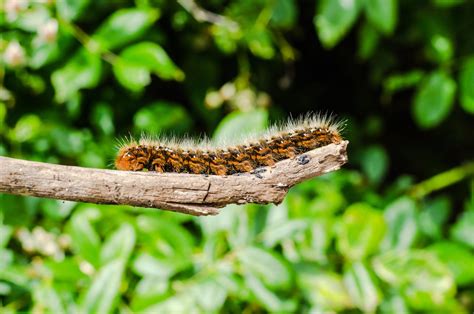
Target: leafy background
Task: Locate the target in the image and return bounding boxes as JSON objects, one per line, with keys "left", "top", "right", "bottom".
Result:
{"left": 1, "top": 0, "right": 474, "bottom": 313}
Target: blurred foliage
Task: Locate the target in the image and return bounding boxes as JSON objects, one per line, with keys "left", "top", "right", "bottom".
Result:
{"left": 1, "top": 0, "right": 474, "bottom": 313}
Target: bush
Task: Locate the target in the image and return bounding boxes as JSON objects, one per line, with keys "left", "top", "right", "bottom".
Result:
{"left": 1, "top": 0, "right": 473, "bottom": 312}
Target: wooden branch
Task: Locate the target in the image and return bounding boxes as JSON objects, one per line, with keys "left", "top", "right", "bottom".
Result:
{"left": 0, "top": 141, "right": 348, "bottom": 216}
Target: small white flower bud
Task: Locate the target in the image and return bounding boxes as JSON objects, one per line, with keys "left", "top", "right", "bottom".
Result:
{"left": 38, "top": 19, "right": 58, "bottom": 43}
{"left": 5, "top": 0, "right": 28, "bottom": 21}
{"left": 3, "top": 41, "right": 26, "bottom": 67}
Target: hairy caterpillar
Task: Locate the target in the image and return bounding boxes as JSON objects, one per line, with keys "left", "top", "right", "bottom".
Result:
{"left": 115, "top": 114, "right": 344, "bottom": 176}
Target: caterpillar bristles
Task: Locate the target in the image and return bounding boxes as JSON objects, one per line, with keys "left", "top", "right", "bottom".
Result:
{"left": 115, "top": 113, "right": 345, "bottom": 176}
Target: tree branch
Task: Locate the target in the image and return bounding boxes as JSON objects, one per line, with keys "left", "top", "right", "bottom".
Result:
{"left": 0, "top": 141, "right": 348, "bottom": 216}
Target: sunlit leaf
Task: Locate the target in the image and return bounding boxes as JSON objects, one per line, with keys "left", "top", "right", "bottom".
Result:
{"left": 418, "top": 196, "right": 451, "bottom": 240}
{"left": 261, "top": 219, "right": 308, "bottom": 247}
{"left": 381, "top": 197, "right": 419, "bottom": 251}
{"left": 343, "top": 262, "right": 382, "bottom": 313}
{"left": 32, "top": 282, "right": 65, "bottom": 314}
{"left": 245, "top": 28, "right": 275, "bottom": 59}
{"left": 52, "top": 49, "right": 102, "bottom": 103}
{"left": 365, "top": 0, "right": 397, "bottom": 34}
{"left": 56, "top": 0, "right": 90, "bottom": 21}
{"left": 100, "top": 223, "right": 136, "bottom": 265}
{"left": 413, "top": 71, "right": 456, "bottom": 128}
{"left": 113, "top": 42, "right": 184, "bottom": 91}
{"left": 459, "top": 57, "right": 474, "bottom": 113}
{"left": 359, "top": 145, "right": 389, "bottom": 185}
{"left": 237, "top": 246, "right": 292, "bottom": 289}
{"left": 244, "top": 272, "right": 296, "bottom": 312}
{"left": 93, "top": 8, "right": 160, "bottom": 50}
{"left": 79, "top": 259, "right": 124, "bottom": 314}
{"left": 9, "top": 114, "right": 42, "bottom": 143}
{"left": 131, "top": 277, "right": 169, "bottom": 311}
{"left": 113, "top": 59, "right": 150, "bottom": 92}
{"left": 450, "top": 209, "right": 474, "bottom": 248}
{"left": 213, "top": 109, "right": 268, "bottom": 142}
{"left": 373, "top": 250, "right": 456, "bottom": 310}
{"left": 67, "top": 209, "right": 101, "bottom": 267}
{"left": 297, "top": 269, "right": 352, "bottom": 311}
{"left": 133, "top": 101, "right": 192, "bottom": 134}
{"left": 337, "top": 203, "right": 386, "bottom": 260}
{"left": 314, "top": 0, "right": 363, "bottom": 48}
{"left": 136, "top": 215, "right": 194, "bottom": 258}
{"left": 429, "top": 241, "right": 474, "bottom": 286}
{"left": 270, "top": 0, "right": 297, "bottom": 28}
{"left": 192, "top": 277, "right": 228, "bottom": 312}
{"left": 132, "top": 252, "right": 177, "bottom": 279}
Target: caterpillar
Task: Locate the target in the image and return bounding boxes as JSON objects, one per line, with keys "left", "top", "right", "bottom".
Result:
{"left": 115, "top": 114, "right": 344, "bottom": 176}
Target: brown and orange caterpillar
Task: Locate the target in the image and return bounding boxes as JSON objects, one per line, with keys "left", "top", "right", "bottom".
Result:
{"left": 115, "top": 114, "right": 344, "bottom": 175}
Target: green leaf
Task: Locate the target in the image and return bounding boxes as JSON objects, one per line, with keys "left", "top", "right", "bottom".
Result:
{"left": 357, "top": 22, "right": 380, "bottom": 60}
{"left": 337, "top": 203, "right": 386, "bottom": 260}
{"left": 237, "top": 246, "right": 292, "bottom": 289}
{"left": 113, "top": 42, "right": 184, "bottom": 91}
{"left": 132, "top": 252, "right": 177, "bottom": 278}
{"left": 131, "top": 276, "right": 169, "bottom": 311}
{"left": 365, "top": 0, "right": 397, "bottom": 34}
{"left": 429, "top": 241, "right": 474, "bottom": 286}
{"left": 244, "top": 272, "right": 296, "bottom": 312}
{"left": 383, "top": 70, "right": 425, "bottom": 93}
{"left": 297, "top": 218, "right": 334, "bottom": 262}
{"left": 30, "top": 42, "right": 61, "bottom": 69}
{"left": 213, "top": 109, "right": 268, "bottom": 142}
{"left": 0, "top": 225, "right": 13, "bottom": 248}
{"left": 79, "top": 259, "right": 124, "bottom": 314}
{"left": 450, "top": 209, "right": 474, "bottom": 248}
{"left": 413, "top": 71, "right": 456, "bottom": 128}
{"left": 432, "top": 0, "right": 465, "bottom": 7}
{"left": 122, "top": 42, "right": 184, "bottom": 81}
{"left": 459, "top": 57, "right": 474, "bottom": 113}
{"left": 297, "top": 269, "right": 352, "bottom": 311}
{"left": 427, "top": 34, "right": 454, "bottom": 63}
{"left": 93, "top": 8, "right": 160, "bottom": 50}
{"left": 343, "top": 262, "right": 382, "bottom": 313}
{"left": 32, "top": 282, "right": 65, "bottom": 314}
{"left": 141, "top": 292, "right": 195, "bottom": 313}
{"left": 192, "top": 278, "right": 228, "bottom": 312}
{"left": 379, "top": 293, "right": 409, "bottom": 314}
{"left": 314, "top": 0, "right": 363, "bottom": 49}
{"left": 270, "top": 0, "right": 297, "bottom": 28}
{"left": 113, "top": 59, "right": 150, "bottom": 92}
{"left": 381, "top": 197, "right": 418, "bottom": 251}
{"left": 245, "top": 28, "right": 275, "bottom": 59}
{"left": 373, "top": 250, "right": 456, "bottom": 310}
{"left": 101, "top": 223, "right": 136, "bottom": 265}
{"left": 133, "top": 101, "right": 192, "bottom": 134}
{"left": 211, "top": 24, "right": 240, "bottom": 54}
{"left": 360, "top": 145, "right": 389, "bottom": 185}
{"left": 261, "top": 219, "right": 308, "bottom": 247}
{"left": 9, "top": 114, "right": 42, "bottom": 143}
{"left": 136, "top": 215, "right": 194, "bottom": 258}
{"left": 418, "top": 196, "right": 451, "bottom": 239}
{"left": 52, "top": 49, "right": 102, "bottom": 103}
{"left": 91, "top": 103, "right": 115, "bottom": 136}
{"left": 40, "top": 199, "right": 76, "bottom": 221}
{"left": 56, "top": 0, "right": 90, "bottom": 21}
{"left": 67, "top": 209, "right": 101, "bottom": 267}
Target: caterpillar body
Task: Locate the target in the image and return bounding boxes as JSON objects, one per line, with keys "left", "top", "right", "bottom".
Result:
{"left": 115, "top": 114, "right": 344, "bottom": 176}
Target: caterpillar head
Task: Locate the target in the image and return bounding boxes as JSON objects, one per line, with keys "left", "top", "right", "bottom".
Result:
{"left": 115, "top": 147, "right": 144, "bottom": 171}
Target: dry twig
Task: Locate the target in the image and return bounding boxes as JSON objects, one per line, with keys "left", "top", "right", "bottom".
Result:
{"left": 0, "top": 141, "right": 348, "bottom": 216}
